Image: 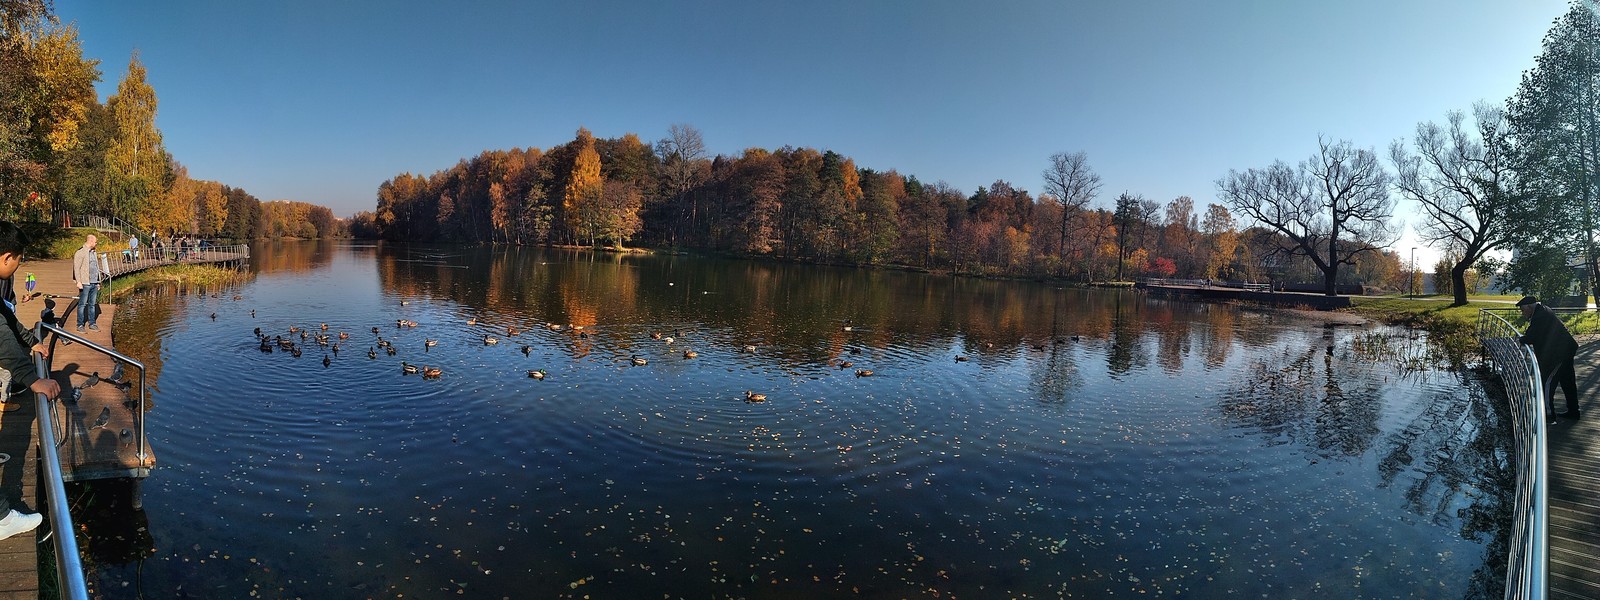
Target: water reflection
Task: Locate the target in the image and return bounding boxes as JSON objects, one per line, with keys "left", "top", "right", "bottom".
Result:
{"left": 79, "top": 240, "right": 1510, "bottom": 599}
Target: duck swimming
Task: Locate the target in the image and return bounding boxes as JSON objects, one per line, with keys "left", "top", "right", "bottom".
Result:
{"left": 744, "top": 390, "right": 767, "bottom": 403}
{"left": 483, "top": 334, "right": 499, "bottom": 346}
{"left": 322, "top": 355, "right": 331, "bottom": 368}
{"left": 855, "top": 369, "right": 873, "bottom": 377}
{"left": 520, "top": 345, "right": 531, "bottom": 356}
{"left": 528, "top": 369, "right": 546, "bottom": 380}
{"left": 368, "top": 347, "right": 377, "bottom": 359}
{"left": 631, "top": 355, "right": 648, "bottom": 366}
{"left": 683, "top": 349, "right": 698, "bottom": 359}
{"left": 422, "top": 366, "right": 442, "bottom": 378}
{"left": 401, "top": 361, "right": 419, "bottom": 374}
{"left": 741, "top": 345, "right": 757, "bottom": 353}
{"left": 425, "top": 338, "right": 438, "bottom": 348}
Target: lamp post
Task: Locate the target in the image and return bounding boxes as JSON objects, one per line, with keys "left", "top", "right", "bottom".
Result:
{"left": 1410, "top": 247, "right": 1417, "bottom": 297}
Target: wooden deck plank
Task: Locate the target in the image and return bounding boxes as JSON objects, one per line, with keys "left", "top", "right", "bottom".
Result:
{"left": 1547, "top": 339, "right": 1600, "bottom": 599}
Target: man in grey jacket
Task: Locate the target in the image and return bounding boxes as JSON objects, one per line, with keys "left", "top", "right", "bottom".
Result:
{"left": 71, "top": 234, "right": 99, "bottom": 332}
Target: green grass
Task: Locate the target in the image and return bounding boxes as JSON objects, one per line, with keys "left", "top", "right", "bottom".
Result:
{"left": 106, "top": 264, "right": 246, "bottom": 301}
{"left": 22, "top": 225, "right": 132, "bottom": 260}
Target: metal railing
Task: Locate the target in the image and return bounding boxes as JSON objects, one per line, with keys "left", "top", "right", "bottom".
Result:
{"left": 1142, "top": 277, "right": 1272, "bottom": 291}
{"left": 28, "top": 321, "right": 149, "bottom": 600}
{"left": 1477, "top": 309, "right": 1548, "bottom": 600}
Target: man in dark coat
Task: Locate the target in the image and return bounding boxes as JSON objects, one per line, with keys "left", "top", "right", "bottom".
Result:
{"left": 1518, "top": 295, "right": 1581, "bottom": 418}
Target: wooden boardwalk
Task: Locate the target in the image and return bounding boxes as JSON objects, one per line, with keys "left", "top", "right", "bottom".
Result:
{"left": 1552, "top": 338, "right": 1600, "bottom": 598}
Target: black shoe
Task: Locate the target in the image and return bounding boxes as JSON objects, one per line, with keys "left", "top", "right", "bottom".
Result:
{"left": 1558, "top": 411, "right": 1581, "bottom": 419}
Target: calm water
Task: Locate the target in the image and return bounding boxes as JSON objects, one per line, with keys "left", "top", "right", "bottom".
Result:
{"left": 75, "top": 240, "right": 1511, "bottom": 599}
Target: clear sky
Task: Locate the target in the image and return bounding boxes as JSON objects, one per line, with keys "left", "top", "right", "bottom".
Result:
{"left": 56, "top": 0, "right": 1570, "bottom": 263}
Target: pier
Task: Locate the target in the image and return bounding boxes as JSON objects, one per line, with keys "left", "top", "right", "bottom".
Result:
{"left": 0, "top": 241, "right": 246, "bottom": 597}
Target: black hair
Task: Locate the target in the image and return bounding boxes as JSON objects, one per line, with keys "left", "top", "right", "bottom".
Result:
{"left": 0, "top": 221, "right": 29, "bottom": 257}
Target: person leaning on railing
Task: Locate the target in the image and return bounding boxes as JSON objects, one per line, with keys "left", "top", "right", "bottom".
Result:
{"left": 0, "top": 222, "right": 61, "bottom": 539}
{"left": 1518, "top": 295, "right": 1581, "bottom": 419}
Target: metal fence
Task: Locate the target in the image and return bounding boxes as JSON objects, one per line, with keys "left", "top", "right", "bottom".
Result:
{"left": 1477, "top": 309, "right": 1548, "bottom": 600}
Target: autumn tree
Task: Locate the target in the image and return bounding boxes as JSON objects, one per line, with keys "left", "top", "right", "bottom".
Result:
{"left": 1200, "top": 203, "right": 1238, "bottom": 280}
{"left": 1216, "top": 137, "right": 1397, "bottom": 295}
{"left": 563, "top": 128, "right": 604, "bottom": 245}
{"left": 1390, "top": 103, "right": 1519, "bottom": 305}
{"left": 105, "top": 52, "right": 166, "bottom": 227}
{"left": 0, "top": 5, "right": 99, "bottom": 218}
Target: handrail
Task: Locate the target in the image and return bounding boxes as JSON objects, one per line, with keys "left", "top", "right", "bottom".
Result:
{"left": 29, "top": 350, "right": 88, "bottom": 600}
{"left": 38, "top": 323, "right": 149, "bottom": 464}
{"left": 1477, "top": 309, "right": 1548, "bottom": 600}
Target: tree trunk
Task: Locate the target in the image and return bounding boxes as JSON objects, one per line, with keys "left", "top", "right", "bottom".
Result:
{"left": 1451, "top": 260, "right": 1470, "bottom": 306}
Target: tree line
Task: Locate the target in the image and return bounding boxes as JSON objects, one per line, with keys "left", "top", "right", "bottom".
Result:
{"left": 361, "top": 1, "right": 1599, "bottom": 304}
{"left": 359, "top": 127, "right": 1404, "bottom": 289}
{"left": 0, "top": 1, "right": 341, "bottom": 240}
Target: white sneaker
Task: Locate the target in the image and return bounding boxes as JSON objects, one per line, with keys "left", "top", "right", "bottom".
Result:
{"left": 0, "top": 509, "right": 42, "bottom": 540}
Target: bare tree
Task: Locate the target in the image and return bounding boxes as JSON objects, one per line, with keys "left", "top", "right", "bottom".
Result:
{"left": 1216, "top": 137, "right": 1397, "bottom": 296}
{"left": 654, "top": 123, "right": 708, "bottom": 243}
{"left": 1041, "top": 151, "right": 1102, "bottom": 272}
{"left": 1390, "top": 103, "right": 1519, "bottom": 305}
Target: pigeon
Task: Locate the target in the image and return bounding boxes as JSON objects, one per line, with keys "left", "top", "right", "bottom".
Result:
{"left": 81, "top": 371, "right": 99, "bottom": 389}
{"left": 90, "top": 406, "right": 110, "bottom": 429}
{"left": 109, "top": 362, "right": 125, "bottom": 383}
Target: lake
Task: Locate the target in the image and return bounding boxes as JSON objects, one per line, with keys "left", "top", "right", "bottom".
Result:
{"left": 76, "top": 240, "right": 1510, "bottom": 599}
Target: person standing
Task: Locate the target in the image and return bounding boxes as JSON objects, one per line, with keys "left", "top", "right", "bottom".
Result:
{"left": 0, "top": 221, "right": 60, "bottom": 539}
{"left": 1518, "top": 295, "right": 1581, "bottom": 418}
{"left": 72, "top": 234, "right": 100, "bottom": 332}
{"left": 127, "top": 234, "right": 138, "bottom": 263}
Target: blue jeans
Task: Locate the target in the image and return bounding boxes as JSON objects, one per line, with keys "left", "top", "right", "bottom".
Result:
{"left": 77, "top": 283, "right": 99, "bottom": 327}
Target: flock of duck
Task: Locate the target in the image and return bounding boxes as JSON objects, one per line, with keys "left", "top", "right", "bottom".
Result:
{"left": 248, "top": 301, "right": 892, "bottom": 402}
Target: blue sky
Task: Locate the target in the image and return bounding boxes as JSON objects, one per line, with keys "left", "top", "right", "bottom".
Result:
{"left": 57, "top": 0, "right": 1569, "bottom": 262}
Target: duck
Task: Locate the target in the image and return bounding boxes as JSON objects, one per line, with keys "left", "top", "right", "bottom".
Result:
{"left": 467, "top": 317, "right": 478, "bottom": 326}
{"left": 682, "top": 349, "right": 698, "bottom": 359}
{"left": 651, "top": 331, "right": 663, "bottom": 340}
{"left": 547, "top": 323, "right": 563, "bottom": 331}
{"left": 662, "top": 336, "right": 674, "bottom": 345}
{"left": 338, "top": 331, "right": 350, "bottom": 340}
{"left": 955, "top": 356, "right": 969, "bottom": 362}
{"left": 839, "top": 361, "right": 854, "bottom": 369}
{"left": 483, "top": 334, "right": 499, "bottom": 346}
{"left": 386, "top": 346, "right": 397, "bottom": 356}
{"left": 528, "top": 369, "right": 546, "bottom": 380}
{"left": 400, "top": 300, "right": 410, "bottom": 306}
{"left": 371, "top": 326, "right": 380, "bottom": 334}
{"left": 507, "top": 325, "right": 520, "bottom": 336}
{"left": 855, "top": 369, "right": 874, "bottom": 377}
{"left": 744, "top": 390, "right": 767, "bottom": 403}
{"left": 520, "top": 345, "right": 531, "bottom": 356}
{"left": 259, "top": 338, "right": 272, "bottom": 351}
{"left": 1070, "top": 335, "right": 1081, "bottom": 341}
{"left": 232, "top": 295, "right": 242, "bottom": 301}
{"left": 331, "top": 344, "right": 340, "bottom": 356}
{"left": 290, "top": 346, "right": 302, "bottom": 358}
{"left": 254, "top": 327, "right": 262, "bottom": 337}
{"left": 320, "top": 322, "right": 329, "bottom": 331}
{"left": 368, "top": 347, "right": 377, "bottom": 359}
{"left": 631, "top": 355, "right": 648, "bottom": 366}
{"left": 401, "top": 361, "right": 419, "bottom": 374}
{"left": 425, "top": 338, "right": 438, "bottom": 348}
{"left": 741, "top": 345, "right": 757, "bottom": 353}
{"left": 210, "top": 312, "right": 217, "bottom": 321}
{"left": 377, "top": 338, "right": 391, "bottom": 347}
{"left": 422, "top": 366, "right": 442, "bottom": 378}
{"left": 322, "top": 355, "right": 331, "bottom": 368}
{"left": 288, "top": 326, "right": 301, "bottom": 334}
{"left": 250, "top": 309, "right": 255, "bottom": 318}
